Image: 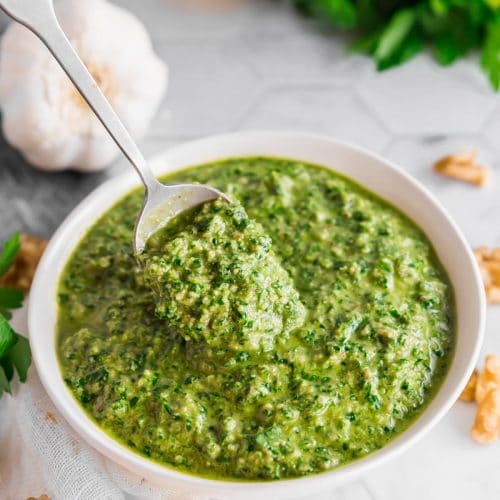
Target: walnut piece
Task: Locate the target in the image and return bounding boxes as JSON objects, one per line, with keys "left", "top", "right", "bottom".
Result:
{"left": 475, "top": 355, "right": 500, "bottom": 404}
{"left": 0, "top": 233, "right": 47, "bottom": 292}
{"left": 459, "top": 370, "right": 478, "bottom": 402}
{"left": 433, "top": 150, "right": 488, "bottom": 187}
{"left": 26, "top": 496, "right": 50, "bottom": 500}
{"left": 471, "top": 388, "right": 500, "bottom": 444}
{"left": 474, "top": 247, "right": 500, "bottom": 304}
{"left": 466, "top": 355, "right": 500, "bottom": 444}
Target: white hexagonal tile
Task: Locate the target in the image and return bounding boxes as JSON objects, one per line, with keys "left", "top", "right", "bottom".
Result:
{"left": 243, "top": 30, "right": 372, "bottom": 82}
{"left": 237, "top": 85, "right": 390, "bottom": 152}
{"left": 327, "top": 482, "right": 374, "bottom": 500}
{"left": 382, "top": 136, "right": 500, "bottom": 247}
{"left": 358, "top": 55, "right": 498, "bottom": 135}
{"left": 115, "top": 0, "right": 305, "bottom": 41}
{"left": 117, "top": 0, "right": 249, "bottom": 39}
{"left": 151, "top": 39, "right": 262, "bottom": 138}
{"left": 236, "top": 0, "right": 309, "bottom": 38}
{"left": 481, "top": 105, "right": 500, "bottom": 155}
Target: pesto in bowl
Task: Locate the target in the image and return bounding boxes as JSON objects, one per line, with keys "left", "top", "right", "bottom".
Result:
{"left": 57, "top": 157, "right": 455, "bottom": 481}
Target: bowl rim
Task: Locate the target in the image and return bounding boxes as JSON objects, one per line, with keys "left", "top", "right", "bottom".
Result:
{"left": 29, "top": 131, "right": 485, "bottom": 497}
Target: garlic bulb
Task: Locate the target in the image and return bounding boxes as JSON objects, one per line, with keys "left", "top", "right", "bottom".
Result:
{"left": 0, "top": 0, "right": 167, "bottom": 172}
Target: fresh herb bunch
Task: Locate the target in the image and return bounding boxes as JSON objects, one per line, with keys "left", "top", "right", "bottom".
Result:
{"left": 293, "top": 0, "right": 500, "bottom": 89}
{"left": 0, "top": 232, "right": 31, "bottom": 398}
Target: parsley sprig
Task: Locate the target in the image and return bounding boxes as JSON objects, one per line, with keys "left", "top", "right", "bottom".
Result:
{"left": 293, "top": 0, "right": 500, "bottom": 90}
{"left": 0, "top": 232, "right": 31, "bottom": 398}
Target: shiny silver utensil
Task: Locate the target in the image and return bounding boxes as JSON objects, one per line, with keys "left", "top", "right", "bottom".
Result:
{"left": 0, "top": 0, "right": 228, "bottom": 254}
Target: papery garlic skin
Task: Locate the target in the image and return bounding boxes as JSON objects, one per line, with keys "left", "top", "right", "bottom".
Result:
{"left": 0, "top": 0, "right": 167, "bottom": 172}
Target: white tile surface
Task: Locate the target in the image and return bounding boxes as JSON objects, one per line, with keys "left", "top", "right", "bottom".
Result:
{"left": 1, "top": 1, "right": 500, "bottom": 498}
{"left": 357, "top": 57, "right": 498, "bottom": 135}
{"left": 237, "top": 85, "right": 390, "bottom": 152}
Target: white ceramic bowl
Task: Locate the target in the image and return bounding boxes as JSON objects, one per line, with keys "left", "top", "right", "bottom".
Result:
{"left": 30, "top": 131, "right": 485, "bottom": 500}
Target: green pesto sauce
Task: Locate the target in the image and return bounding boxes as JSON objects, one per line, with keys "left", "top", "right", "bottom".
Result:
{"left": 57, "top": 157, "right": 455, "bottom": 481}
{"left": 142, "top": 199, "right": 306, "bottom": 353}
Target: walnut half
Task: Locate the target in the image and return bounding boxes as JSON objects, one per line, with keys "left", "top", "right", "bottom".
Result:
{"left": 459, "top": 370, "right": 478, "bottom": 402}
{"left": 472, "top": 388, "right": 500, "bottom": 444}
{"left": 433, "top": 150, "right": 489, "bottom": 187}
{"left": 461, "top": 355, "right": 500, "bottom": 444}
{"left": 474, "top": 247, "right": 500, "bottom": 304}
{"left": 0, "top": 233, "right": 47, "bottom": 292}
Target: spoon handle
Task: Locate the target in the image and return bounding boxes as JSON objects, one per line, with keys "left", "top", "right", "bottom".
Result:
{"left": 0, "top": 0, "right": 160, "bottom": 191}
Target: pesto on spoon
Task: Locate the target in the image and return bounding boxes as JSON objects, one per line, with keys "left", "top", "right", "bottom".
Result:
{"left": 142, "top": 199, "right": 307, "bottom": 354}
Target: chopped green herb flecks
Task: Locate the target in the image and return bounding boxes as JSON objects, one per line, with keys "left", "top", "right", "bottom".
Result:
{"left": 142, "top": 200, "right": 306, "bottom": 354}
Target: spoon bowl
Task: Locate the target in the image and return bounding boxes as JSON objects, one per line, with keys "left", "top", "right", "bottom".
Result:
{"left": 134, "top": 181, "right": 229, "bottom": 254}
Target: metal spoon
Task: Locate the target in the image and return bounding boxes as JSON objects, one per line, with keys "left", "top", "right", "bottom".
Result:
{"left": 0, "top": 0, "right": 228, "bottom": 254}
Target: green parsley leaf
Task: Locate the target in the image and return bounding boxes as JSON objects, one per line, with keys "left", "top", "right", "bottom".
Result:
{"left": 374, "top": 8, "right": 418, "bottom": 66}
{"left": 355, "top": 0, "right": 382, "bottom": 30}
{"left": 0, "top": 313, "right": 16, "bottom": 358}
{"left": 0, "top": 309, "right": 12, "bottom": 321}
{"left": 322, "top": 0, "right": 358, "bottom": 29}
{"left": 423, "top": 10, "right": 481, "bottom": 66}
{"left": 429, "top": 0, "right": 449, "bottom": 16}
{"left": 1, "top": 355, "right": 14, "bottom": 381}
{"left": 7, "top": 334, "right": 31, "bottom": 383}
{"left": 293, "top": 0, "right": 316, "bottom": 16}
{"left": 0, "top": 287, "right": 24, "bottom": 310}
{"left": 0, "top": 232, "right": 20, "bottom": 277}
{"left": 294, "top": 0, "right": 358, "bottom": 27}
{"left": 377, "top": 29, "right": 424, "bottom": 71}
{"left": 0, "top": 365, "right": 11, "bottom": 399}
{"left": 482, "top": 18, "right": 500, "bottom": 90}
{"left": 349, "top": 30, "right": 381, "bottom": 54}
{"left": 434, "top": 32, "right": 461, "bottom": 65}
